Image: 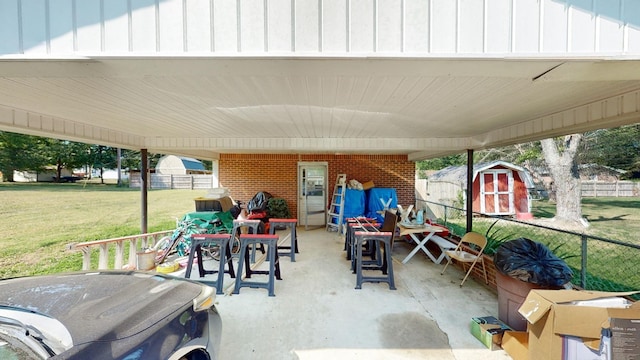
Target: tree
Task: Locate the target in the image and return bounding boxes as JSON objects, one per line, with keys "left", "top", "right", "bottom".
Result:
{"left": 579, "top": 124, "right": 640, "bottom": 178}
{"left": 0, "top": 132, "right": 47, "bottom": 181}
{"left": 41, "top": 139, "right": 89, "bottom": 182}
{"left": 88, "top": 145, "right": 118, "bottom": 184}
{"left": 120, "top": 150, "right": 162, "bottom": 171}
{"left": 416, "top": 154, "right": 466, "bottom": 178}
{"left": 540, "top": 135, "right": 586, "bottom": 227}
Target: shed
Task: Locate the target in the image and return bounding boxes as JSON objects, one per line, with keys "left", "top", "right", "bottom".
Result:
{"left": 427, "top": 161, "right": 535, "bottom": 217}
{"left": 156, "top": 155, "right": 208, "bottom": 175}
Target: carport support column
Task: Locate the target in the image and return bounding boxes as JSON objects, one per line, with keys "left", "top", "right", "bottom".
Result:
{"left": 141, "top": 149, "right": 148, "bottom": 234}
{"left": 466, "top": 149, "right": 474, "bottom": 233}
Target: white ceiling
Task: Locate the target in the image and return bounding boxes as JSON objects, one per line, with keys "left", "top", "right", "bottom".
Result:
{"left": 1, "top": 56, "right": 640, "bottom": 161}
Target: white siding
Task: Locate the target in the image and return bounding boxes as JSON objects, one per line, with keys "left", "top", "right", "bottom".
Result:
{"left": 213, "top": 0, "right": 238, "bottom": 52}
{"left": 350, "top": 0, "right": 375, "bottom": 52}
{"left": 377, "top": 0, "right": 402, "bottom": 53}
{"left": 430, "top": 0, "right": 457, "bottom": 53}
{"left": 0, "top": 1, "right": 20, "bottom": 54}
{"left": 158, "top": 0, "right": 184, "bottom": 52}
{"left": 571, "top": 3, "right": 596, "bottom": 52}
{"left": 295, "top": 0, "right": 320, "bottom": 52}
{"left": 322, "top": 0, "right": 347, "bottom": 52}
{"left": 21, "top": 0, "right": 48, "bottom": 54}
{"left": 542, "top": 0, "right": 568, "bottom": 53}
{"left": 458, "top": 0, "right": 484, "bottom": 53}
{"left": 240, "top": 0, "right": 265, "bottom": 52}
{"left": 513, "top": 0, "right": 540, "bottom": 53}
{"left": 186, "top": 0, "right": 212, "bottom": 52}
{"left": 131, "top": 0, "right": 157, "bottom": 52}
{"left": 75, "top": 0, "right": 102, "bottom": 52}
{"left": 103, "top": 0, "right": 129, "bottom": 52}
{"left": 49, "top": 0, "right": 75, "bottom": 53}
{"left": 404, "top": 0, "right": 429, "bottom": 53}
{"left": 1, "top": 0, "right": 638, "bottom": 57}
{"left": 485, "top": 0, "right": 512, "bottom": 53}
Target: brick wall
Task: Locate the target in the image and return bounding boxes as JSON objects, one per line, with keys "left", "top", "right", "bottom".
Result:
{"left": 219, "top": 154, "right": 415, "bottom": 217}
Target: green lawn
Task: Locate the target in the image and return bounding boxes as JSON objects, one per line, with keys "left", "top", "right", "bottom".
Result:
{"left": 531, "top": 197, "right": 640, "bottom": 242}
{"left": 0, "top": 182, "right": 205, "bottom": 278}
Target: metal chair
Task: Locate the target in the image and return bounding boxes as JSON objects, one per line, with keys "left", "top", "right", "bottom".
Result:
{"left": 440, "top": 231, "right": 488, "bottom": 286}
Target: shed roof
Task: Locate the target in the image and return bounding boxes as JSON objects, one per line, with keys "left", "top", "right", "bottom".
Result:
{"left": 179, "top": 157, "right": 206, "bottom": 171}
{"left": 429, "top": 161, "right": 535, "bottom": 188}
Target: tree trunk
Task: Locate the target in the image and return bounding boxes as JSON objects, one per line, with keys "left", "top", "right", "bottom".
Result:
{"left": 56, "top": 159, "right": 63, "bottom": 183}
{"left": 5, "top": 168, "right": 15, "bottom": 182}
{"left": 540, "top": 135, "right": 588, "bottom": 227}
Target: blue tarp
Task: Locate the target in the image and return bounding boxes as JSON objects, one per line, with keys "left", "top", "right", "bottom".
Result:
{"left": 342, "top": 189, "right": 365, "bottom": 221}
{"left": 365, "top": 188, "right": 398, "bottom": 223}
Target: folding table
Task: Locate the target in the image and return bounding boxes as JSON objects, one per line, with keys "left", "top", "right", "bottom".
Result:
{"left": 398, "top": 224, "right": 454, "bottom": 264}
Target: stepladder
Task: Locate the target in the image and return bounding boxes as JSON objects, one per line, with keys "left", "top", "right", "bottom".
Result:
{"left": 326, "top": 174, "right": 347, "bottom": 232}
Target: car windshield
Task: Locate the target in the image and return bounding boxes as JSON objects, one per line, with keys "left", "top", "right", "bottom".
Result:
{"left": 0, "top": 332, "right": 45, "bottom": 359}
{"left": 0, "top": 306, "right": 73, "bottom": 358}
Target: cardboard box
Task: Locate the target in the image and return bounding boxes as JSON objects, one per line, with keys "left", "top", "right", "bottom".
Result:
{"left": 518, "top": 290, "right": 640, "bottom": 360}
{"left": 502, "top": 331, "right": 528, "bottom": 360}
{"left": 194, "top": 196, "right": 234, "bottom": 212}
{"left": 608, "top": 318, "right": 640, "bottom": 359}
{"left": 563, "top": 335, "right": 608, "bottom": 360}
{"left": 470, "top": 316, "right": 511, "bottom": 350}
{"left": 362, "top": 180, "right": 375, "bottom": 190}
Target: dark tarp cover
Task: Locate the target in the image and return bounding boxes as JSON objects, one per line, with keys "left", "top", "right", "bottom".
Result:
{"left": 247, "top": 191, "right": 273, "bottom": 212}
{"left": 494, "top": 238, "right": 573, "bottom": 287}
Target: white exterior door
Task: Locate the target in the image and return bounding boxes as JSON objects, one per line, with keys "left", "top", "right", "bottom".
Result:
{"left": 298, "top": 162, "right": 327, "bottom": 227}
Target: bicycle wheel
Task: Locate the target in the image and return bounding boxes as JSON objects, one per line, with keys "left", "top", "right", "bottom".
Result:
{"left": 202, "top": 244, "right": 221, "bottom": 261}
{"left": 155, "top": 234, "right": 184, "bottom": 264}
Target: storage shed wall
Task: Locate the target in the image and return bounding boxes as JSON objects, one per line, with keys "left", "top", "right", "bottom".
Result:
{"left": 513, "top": 171, "right": 530, "bottom": 213}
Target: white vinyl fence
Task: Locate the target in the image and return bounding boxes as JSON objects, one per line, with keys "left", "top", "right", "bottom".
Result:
{"left": 581, "top": 181, "right": 640, "bottom": 197}
{"left": 129, "top": 174, "right": 216, "bottom": 190}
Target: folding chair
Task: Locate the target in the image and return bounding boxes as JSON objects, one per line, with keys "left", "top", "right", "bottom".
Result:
{"left": 440, "top": 231, "right": 488, "bottom": 286}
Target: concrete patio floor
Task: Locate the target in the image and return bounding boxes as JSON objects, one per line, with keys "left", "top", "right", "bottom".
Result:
{"left": 176, "top": 227, "right": 513, "bottom": 360}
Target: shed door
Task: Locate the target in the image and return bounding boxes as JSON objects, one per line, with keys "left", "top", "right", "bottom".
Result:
{"left": 480, "top": 170, "right": 514, "bottom": 215}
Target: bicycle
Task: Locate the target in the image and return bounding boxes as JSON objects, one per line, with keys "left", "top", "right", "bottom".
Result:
{"left": 154, "top": 217, "right": 219, "bottom": 265}
{"left": 154, "top": 213, "right": 241, "bottom": 265}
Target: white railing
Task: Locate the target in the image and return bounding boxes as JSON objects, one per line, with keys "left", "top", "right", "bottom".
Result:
{"left": 68, "top": 231, "right": 172, "bottom": 270}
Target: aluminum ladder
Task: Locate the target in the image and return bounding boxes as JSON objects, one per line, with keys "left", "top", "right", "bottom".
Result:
{"left": 326, "top": 174, "right": 347, "bottom": 232}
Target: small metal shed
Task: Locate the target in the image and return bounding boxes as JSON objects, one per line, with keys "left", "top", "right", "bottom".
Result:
{"left": 427, "top": 161, "right": 535, "bottom": 217}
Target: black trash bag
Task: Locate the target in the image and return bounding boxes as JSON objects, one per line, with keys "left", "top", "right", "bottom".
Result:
{"left": 247, "top": 191, "right": 273, "bottom": 212}
{"left": 494, "top": 238, "right": 573, "bottom": 287}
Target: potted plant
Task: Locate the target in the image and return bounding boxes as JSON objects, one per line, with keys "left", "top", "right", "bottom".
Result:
{"left": 483, "top": 219, "right": 515, "bottom": 256}
{"left": 267, "top": 197, "right": 291, "bottom": 219}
